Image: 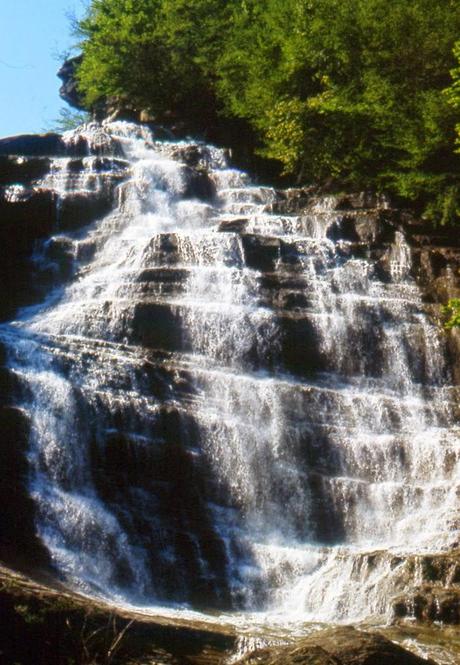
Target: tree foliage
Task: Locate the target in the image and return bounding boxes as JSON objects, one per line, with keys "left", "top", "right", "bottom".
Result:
{"left": 48, "top": 108, "right": 91, "bottom": 133}
{"left": 75, "top": 0, "right": 460, "bottom": 223}
{"left": 76, "top": 0, "right": 236, "bottom": 126}
{"left": 442, "top": 298, "right": 460, "bottom": 329}
{"left": 446, "top": 41, "right": 460, "bottom": 151}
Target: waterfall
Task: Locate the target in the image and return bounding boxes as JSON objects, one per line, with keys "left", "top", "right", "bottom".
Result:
{"left": 1, "top": 121, "right": 459, "bottom": 619}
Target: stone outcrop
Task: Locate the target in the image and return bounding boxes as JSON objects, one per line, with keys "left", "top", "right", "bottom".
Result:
{"left": 391, "top": 551, "right": 460, "bottom": 624}
{"left": 0, "top": 565, "right": 444, "bottom": 665}
{"left": 0, "top": 134, "right": 129, "bottom": 321}
{"left": 278, "top": 190, "right": 460, "bottom": 307}
{"left": 0, "top": 564, "right": 235, "bottom": 665}
{"left": 272, "top": 190, "right": 460, "bottom": 380}
{"left": 234, "top": 626, "right": 437, "bottom": 665}
{"left": 57, "top": 55, "right": 85, "bottom": 110}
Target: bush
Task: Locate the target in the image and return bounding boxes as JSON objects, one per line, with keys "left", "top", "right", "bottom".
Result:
{"left": 442, "top": 298, "right": 460, "bottom": 329}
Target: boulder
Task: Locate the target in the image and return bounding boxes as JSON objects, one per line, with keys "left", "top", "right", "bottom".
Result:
{"left": 235, "top": 626, "right": 437, "bottom": 664}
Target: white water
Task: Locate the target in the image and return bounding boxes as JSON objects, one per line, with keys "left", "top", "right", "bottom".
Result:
{"left": 1, "top": 121, "right": 459, "bottom": 622}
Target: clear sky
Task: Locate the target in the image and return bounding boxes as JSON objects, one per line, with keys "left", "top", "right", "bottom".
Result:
{"left": 0, "top": 0, "right": 87, "bottom": 138}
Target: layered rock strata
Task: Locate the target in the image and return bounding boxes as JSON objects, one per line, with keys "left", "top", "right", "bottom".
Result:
{"left": 0, "top": 122, "right": 459, "bottom": 631}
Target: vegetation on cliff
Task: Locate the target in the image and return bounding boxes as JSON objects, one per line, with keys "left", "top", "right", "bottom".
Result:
{"left": 73, "top": 1, "right": 460, "bottom": 222}
{"left": 442, "top": 298, "right": 460, "bottom": 329}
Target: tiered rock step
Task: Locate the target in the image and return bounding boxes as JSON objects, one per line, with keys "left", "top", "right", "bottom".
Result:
{"left": 5, "top": 321, "right": 459, "bottom": 556}
{"left": 276, "top": 546, "right": 460, "bottom": 623}
{"left": 22, "top": 295, "right": 430, "bottom": 382}
{"left": 0, "top": 137, "right": 131, "bottom": 320}
{"left": 2, "top": 123, "right": 459, "bottom": 616}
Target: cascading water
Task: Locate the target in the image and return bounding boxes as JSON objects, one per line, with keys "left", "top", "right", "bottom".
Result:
{"left": 1, "top": 121, "right": 459, "bottom": 621}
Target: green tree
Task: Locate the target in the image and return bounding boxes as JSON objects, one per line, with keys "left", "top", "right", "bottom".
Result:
{"left": 75, "top": 0, "right": 460, "bottom": 223}
{"left": 217, "top": 0, "right": 460, "bottom": 220}
{"left": 445, "top": 41, "right": 460, "bottom": 149}
{"left": 76, "top": 0, "right": 236, "bottom": 127}
{"left": 442, "top": 298, "right": 460, "bottom": 329}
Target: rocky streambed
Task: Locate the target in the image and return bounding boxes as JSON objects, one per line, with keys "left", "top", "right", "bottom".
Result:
{"left": 1, "top": 563, "right": 458, "bottom": 664}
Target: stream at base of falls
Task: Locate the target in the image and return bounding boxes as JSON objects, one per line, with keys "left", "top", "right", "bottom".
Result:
{"left": 1, "top": 122, "right": 459, "bottom": 647}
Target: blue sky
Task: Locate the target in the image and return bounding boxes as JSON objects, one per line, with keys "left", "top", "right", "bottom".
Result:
{"left": 0, "top": 0, "right": 87, "bottom": 137}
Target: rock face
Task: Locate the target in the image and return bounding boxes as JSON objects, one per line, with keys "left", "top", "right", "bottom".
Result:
{"left": 0, "top": 406, "right": 49, "bottom": 569}
{"left": 0, "top": 126, "right": 131, "bottom": 573}
{"left": 235, "top": 626, "right": 437, "bottom": 665}
{"left": 57, "top": 54, "right": 85, "bottom": 110}
{"left": 391, "top": 551, "right": 460, "bottom": 623}
{"left": 0, "top": 129, "right": 128, "bottom": 321}
{"left": 1, "top": 121, "right": 460, "bottom": 630}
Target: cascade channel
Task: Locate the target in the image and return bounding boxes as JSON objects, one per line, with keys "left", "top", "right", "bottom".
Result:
{"left": 1, "top": 121, "right": 459, "bottom": 625}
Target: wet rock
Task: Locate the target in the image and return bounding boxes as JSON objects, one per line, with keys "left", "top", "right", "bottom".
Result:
{"left": 183, "top": 166, "right": 216, "bottom": 201}
{"left": 268, "top": 186, "right": 316, "bottom": 214}
{"left": 136, "top": 267, "right": 189, "bottom": 297}
{"left": 235, "top": 626, "right": 437, "bottom": 664}
{"left": 38, "top": 236, "right": 79, "bottom": 285}
{"left": 132, "top": 302, "right": 184, "bottom": 351}
{"left": 389, "top": 552, "right": 460, "bottom": 624}
{"left": 327, "top": 212, "right": 395, "bottom": 245}
{"left": 397, "top": 211, "right": 460, "bottom": 305}
{"left": 144, "top": 232, "right": 179, "bottom": 260}
{"left": 412, "top": 247, "right": 460, "bottom": 304}
{"left": 268, "top": 190, "right": 392, "bottom": 217}
{"left": 57, "top": 191, "right": 114, "bottom": 231}
{"left": 88, "top": 399, "right": 234, "bottom": 609}
{"left": 0, "top": 135, "right": 129, "bottom": 319}
{"left": 217, "top": 217, "right": 249, "bottom": 233}
{"left": 0, "top": 187, "right": 57, "bottom": 235}
{"left": 165, "top": 143, "right": 224, "bottom": 169}
{"left": 0, "top": 155, "right": 51, "bottom": 185}
{"left": 66, "top": 156, "right": 128, "bottom": 174}
{"left": 0, "top": 188, "right": 58, "bottom": 319}
{"left": 333, "top": 192, "right": 390, "bottom": 210}
{"left": 278, "top": 313, "right": 326, "bottom": 377}
{"left": 0, "top": 129, "right": 120, "bottom": 159}
{"left": 393, "top": 588, "right": 460, "bottom": 624}
{"left": 0, "top": 407, "right": 50, "bottom": 569}
{"left": 326, "top": 215, "right": 361, "bottom": 242}
{"left": 241, "top": 234, "right": 281, "bottom": 272}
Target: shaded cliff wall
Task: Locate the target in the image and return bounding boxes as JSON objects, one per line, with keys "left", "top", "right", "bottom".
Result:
{"left": 0, "top": 130, "right": 129, "bottom": 572}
